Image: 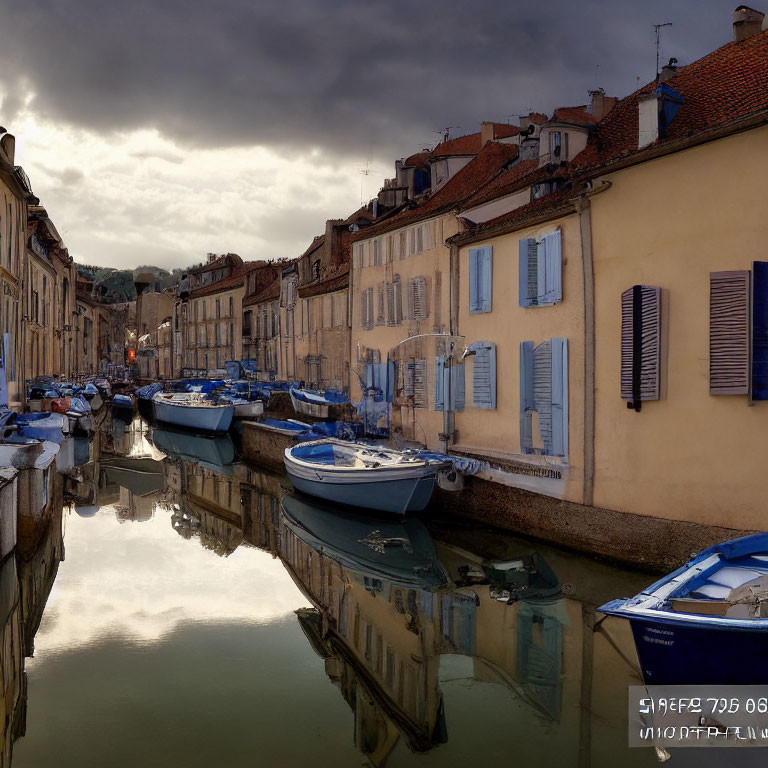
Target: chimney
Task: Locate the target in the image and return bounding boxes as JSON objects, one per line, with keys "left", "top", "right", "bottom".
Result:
{"left": 659, "top": 58, "right": 679, "bottom": 82}
{"left": 480, "top": 121, "right": 495, "bottom": 147}
{"left": 589, "top": 88, "right": 619, "bottom": 121}
{"left": 733, "top": 5, "right": 765, "bottom": 41}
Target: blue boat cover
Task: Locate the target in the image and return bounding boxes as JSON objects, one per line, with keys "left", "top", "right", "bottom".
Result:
{"left": 290, "top": 387, "right": 349, "bottom": 405}
{"left": 136, "top": 382, "right": 164, "bottom": 400}
{"left": 290, "top": 442, "right": 338, "bottom": 465}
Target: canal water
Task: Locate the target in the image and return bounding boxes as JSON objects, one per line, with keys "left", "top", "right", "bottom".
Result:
{"left": 0, "top": 412, "right": 751, "bottom": 767}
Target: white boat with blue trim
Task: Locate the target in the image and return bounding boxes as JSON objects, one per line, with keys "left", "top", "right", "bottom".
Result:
{"left": 152, "top": 391, "right": 234, "bottom": 433}
{"left": 600, "top": 532, "right": 768, "bottom": 684}
{"left": 283, "top": 438, "right": 446, "bottom": 515}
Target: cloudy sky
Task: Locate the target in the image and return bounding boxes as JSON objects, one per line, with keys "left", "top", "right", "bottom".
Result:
{"left": 0, "top": 0, "right": 748, "bottom": 270}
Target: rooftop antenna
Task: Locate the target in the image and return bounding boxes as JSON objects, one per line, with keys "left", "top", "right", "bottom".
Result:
{"left": 653, "top": 22, "right": 673, "bottom": 80}
{"left": 435, "top": 127, "right": 454, "bottom": 143}
{"left": 359, "top": 161, "right": 374, "bottom": 206}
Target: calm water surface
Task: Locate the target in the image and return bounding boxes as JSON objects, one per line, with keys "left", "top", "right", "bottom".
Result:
{"left": 0, "top": 414, "right": 753, "bottom": 767}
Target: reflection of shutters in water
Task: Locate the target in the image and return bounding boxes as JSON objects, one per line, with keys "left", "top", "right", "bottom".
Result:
{"left": 440, "top": 593, "right": 476, "bottom": 655}
{"left": 516, "top": 604, "right": 563, "bottom": 720}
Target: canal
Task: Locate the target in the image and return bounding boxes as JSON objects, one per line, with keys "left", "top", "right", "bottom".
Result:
{"left": 0, "top": 412, "right": 747, "bottom": 767}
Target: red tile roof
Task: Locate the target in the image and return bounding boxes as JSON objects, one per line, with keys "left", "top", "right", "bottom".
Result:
{"left": 551, "top": 106, "right": 596, "bottom": 125}
{"left": 430, "top": 132, "right": 482, "bottom": 158}
{"left": 492, "top": 123, "right": 520, "bottom": 139}
{"left": 572, "top": 29, "right": 768, "bottom": 173}
{"left": 351, "top": 142, "right": 520, "bottom": 240}
{"left": 460, "top": 157, "right": 542, "bottom": 210}
{"left": 189, "top": 262, "right": 261, "bottom": 299}
{"left": 454, "top": 189, "right": 576, "bottom": 245}
{"left": 300, "top": 235, "right": 325, "bottom": 259}
{"left": 402, "top": 151, "right": 431, "bottom": 167}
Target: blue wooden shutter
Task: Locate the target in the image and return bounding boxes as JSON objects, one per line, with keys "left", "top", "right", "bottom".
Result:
{"left": 434, "top": 354, "right": 445, "bottom": 411}
{"left": 533, "top": 341, "right": 553, "bottom": 453}
{"left": 469, "top": 341, "right": 496, "bottom": 409}
{"left": 542, "top": 231, "right": 563, "bottom": 304}
{"left": 480, "top": 246, "right": 492, "bottom": 313}
{"left": 519, "top": 238, "right": 538, "bottom": 307}
{"left": 469, "top": 249, "right": 482, "bottom": 313}
{"left": 453, "top": 362, "right": 466, "bottom": 411}
{"left": 753, "top": 262, "right": 768, "bottom": 400}
{"left": 364, "top": 362, "right": 374, "bottom": 390}
{"left": 550, "top": 337, "right": 568, "bottom": 457}
{"left": 520, "top": 341, "right": 534, "bottom": 453}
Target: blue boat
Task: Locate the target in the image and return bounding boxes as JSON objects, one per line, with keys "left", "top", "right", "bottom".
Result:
{"left": 600, "top": 533, "right": 768, "bottom": 684}
{"left": 16, "top": 411, "right": 69, "bottom": 443}
{"left": 289, "top": 386, "right": 349, "bottom": 419}
{"left": 284, "top": 438, "right": 446, "bottom": 515}
{"left": 136, "top": 382, "right": 164, "bottom": 402}
{"left": 150, "top": 426, "right": 235, "bottom": 473}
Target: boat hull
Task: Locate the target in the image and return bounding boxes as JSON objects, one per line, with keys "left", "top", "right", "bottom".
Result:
{"left": 233, "top": 400, "right": 264, "bottom": 419}
{"left": 285, "top": 460, "right": 437, "bottom": 515}
{"left": 153, "top": 398, "right": 234, "bottom": 433}
{"left": 628, "top": 616, "right": 768, "bottom": 685}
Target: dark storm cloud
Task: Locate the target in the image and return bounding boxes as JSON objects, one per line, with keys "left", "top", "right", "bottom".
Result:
{"left": 0, "top": 0, "right": 743, "bottom": 159}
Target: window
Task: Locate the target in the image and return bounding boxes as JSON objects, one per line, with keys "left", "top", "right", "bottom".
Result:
{"left": 407, "top": 276, "right": 429, "bottom": 321}
{"left": 386, "top": 277, "right": 403, "bottom": 326}
{"left": 229, "top": 296, "right": 233, "bottom": 317}
{"left": 434, "top": 356, "right": 465, "bottom": 411}
{"left": 243, "top": 310, "right": 252, "bottom": 337}
{"left": 531, "top": 182, "right": 552, "bottom": 200}
{"left": 42, "top": 276, "right": 47, "bottom": 327}
{"left": 373, "top": 239, "right": 383, "bottom": 266}
{"left": 202, "top": 301, "right": 207, "bottom": 321}
{"left": 406, "top": 359, "right": 427, "bottom": 408}
{"left": 361, "top": 288, "right": 374, "bottom": 330}
{"left": 709, "top": 267, "right": 768, "bottom": 398}
{"left": 519, "top": 231, "right": 562, "bottom": 307}
{"left": 466, "top": 341, "right": 496, "bottom": 409}
{"left": 551, "top": 131, "right": 562, "bottom": 159}
{"left": 312, "top": 260, "right": 321, "bottom": 280}
{"left": 469, "top": 246, "right": 492, "bottom": 314}
{"left": 520, "top": 338, "right": 568, "bottom": 456}
{"left": 216, "top": 298, "right": 221, "bottom": 319}
{"left": 376, "top": 283, "right": 385, "bottom": 326}
{"left": 621, "top": 286, "right": 662, "bottom": 409}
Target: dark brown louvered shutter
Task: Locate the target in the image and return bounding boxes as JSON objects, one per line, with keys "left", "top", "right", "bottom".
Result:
{"left": 620, "top": 285, "right": 662, "bottom": 408}
{"left": 710, "top": 270, "right": 750, "bottom": 395}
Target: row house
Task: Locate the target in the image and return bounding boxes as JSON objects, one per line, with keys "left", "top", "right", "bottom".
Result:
{"left": 350, "top": 138, "right": 521, "bottom": 439}
{"left": 434, "top": 7, "right": 768, "bottom": 561}
{"left": 24, "top": 206, "right": 77, "bottom": 381}
{"left": 0, "top": 133, "right": 35, "bottom": 408}
{"left": 184, "top": 262, "right": 257, "bottom": 374}
{"left": 73, "top": 276, "right": 99, "bottom": 375}
{"left": 242, "top": 261, "right": 283, "bottom": 379}
{"left": 279, "top": 213, "right": 370, "bottom": 391}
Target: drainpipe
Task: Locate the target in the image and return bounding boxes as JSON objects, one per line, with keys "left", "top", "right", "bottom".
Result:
{"left": 572, "top": 179, "right": 611, "bottom": 507}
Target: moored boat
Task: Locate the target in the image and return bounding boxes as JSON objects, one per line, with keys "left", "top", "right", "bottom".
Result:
{"left": 289, "top": 386, "right": 350, "bottom": 419}
{"left": 599, "top": 532, "right": 768, "bottom": 684}
{"left": 0, "top": 436, "right": 59, "bottom": 470}
{"left": 152, "top": 392, "right": 234, "bottom": 433}
{"left": 283, "top": 438, "right": 446, "bottom": 515}
{"left": 16, "top": 412, "right": 69, "bottom": 443}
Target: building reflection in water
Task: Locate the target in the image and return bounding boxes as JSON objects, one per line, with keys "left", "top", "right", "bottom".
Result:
{"left": 1, "top": 475, "right": 65, "bottom": 768}
{"left": 2, "top": 413, "right": 648, "bottom": 768}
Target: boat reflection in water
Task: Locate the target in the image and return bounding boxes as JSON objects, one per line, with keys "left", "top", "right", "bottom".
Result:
{"left": 270, "top": 493, "right": 601, "bottom": 765}
{"left": 149, "top": 426, "right": 235, "bottom": 475}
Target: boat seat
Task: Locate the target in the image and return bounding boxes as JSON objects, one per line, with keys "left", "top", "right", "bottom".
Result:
{"left": 691, "top": 584, "right": 732, "bottom": 599}
{"left": 689, "top": 567, "right": 768, "bottom": 600}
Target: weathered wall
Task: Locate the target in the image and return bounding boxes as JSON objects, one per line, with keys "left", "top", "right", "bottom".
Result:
{"left": 590, "top": 125, "right": 768, "bottom": 529}
{"left": 454, "top": 213, "right": 585, "bottom": 503}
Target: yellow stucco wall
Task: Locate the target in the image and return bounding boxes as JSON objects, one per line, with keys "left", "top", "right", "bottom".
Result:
{"left": 590, "top": 125, "right": 768, "bottom": 529}
{"left": 455, "top": 213, "right": 585, "bottom": 502}
{"left": 350, "top": 214, "right": 458, "bottom": 448}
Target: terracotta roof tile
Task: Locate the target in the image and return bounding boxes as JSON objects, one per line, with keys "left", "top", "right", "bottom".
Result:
{"left": 430, "top": 132, "right": 482, "bottom": 158}
{"left": 351, "top": 142, "right": 520, "bottom": 240}
{"left": 189, "top": 262, "right": 260, "bottom": 299}
{"left": 460, "top": 157, "right": 542, "bottom": 210}
{"left": 551, "top": 106, "right": 597, "bottom": 125}
{"left": 572, "top": 29, "right": 768, "bottom": 173}
{"left": 402, "top": 151, "right": 431, "bottom": 167}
